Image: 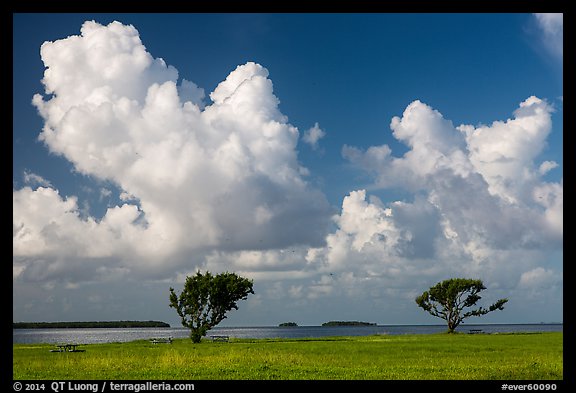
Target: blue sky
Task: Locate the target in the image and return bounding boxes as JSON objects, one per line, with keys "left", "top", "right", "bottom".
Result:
{"left": 13, "top": 13, "right": 563, "bottom": 327}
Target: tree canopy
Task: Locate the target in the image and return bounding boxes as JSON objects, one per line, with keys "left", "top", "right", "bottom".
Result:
{"left": 169, "top": 271, "right": 254, "bottom": 343}
{"left": 415, "top": 278, "right": 508, "bottom": 333}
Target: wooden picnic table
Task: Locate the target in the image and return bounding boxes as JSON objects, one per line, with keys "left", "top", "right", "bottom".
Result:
{"left": 210, "top": 335, "right": 229, "bottom": 342}
{"left": 150, "top": 337, "right": 172, "bottom": 344}
{"left": 51, "top": 343, "right": 83, "bottom": 352}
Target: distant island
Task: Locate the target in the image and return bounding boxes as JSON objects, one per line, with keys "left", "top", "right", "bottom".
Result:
{"left": 278, "top": 322, "right": 298, "bottom": 327}
{"left": 322, "top": 321, "right": 377, "bottom": 327}
{"left": 13, "top": 320, "right": 170, "bottom": 329}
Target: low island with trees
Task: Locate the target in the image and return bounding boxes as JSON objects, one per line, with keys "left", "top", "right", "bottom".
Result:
{"left": 322, "top": 321, "right": 377, "bottom": 326}
{"left": 13, "top": 320, "right": 171, "bottom": 329}
{"left": 278, "top": 322, "right": 298, "bottom": 327}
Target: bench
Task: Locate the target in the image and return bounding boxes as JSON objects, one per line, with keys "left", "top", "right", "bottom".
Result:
{"left": 468, "top": 329, "right": 483, "bottom": 334}
{"left": 210, "top": 335, "right": 229, "bottom": 342}
{"left": 150, "top": 337, "right": 172, "bottom": 344}
{"left": 50, "top": 343, "right": 84, "bottom": 352}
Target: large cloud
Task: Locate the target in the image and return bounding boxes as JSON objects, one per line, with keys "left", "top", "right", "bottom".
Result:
{"left": 14, "top": 20, "right": 332, "bottom": 284}
{"left": 334, "top": 97, "right": 562, "bottom": 294}
{"left": 343, "top": 97, "right": 562, "bottom": 244}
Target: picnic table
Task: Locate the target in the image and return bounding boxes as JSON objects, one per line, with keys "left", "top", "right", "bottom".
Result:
{"left": 210, "top": 335, "right": 229, "bottom": 342}
{"left": 51, "top": 343, "right": 83, "bottom": 352}
{"left": 150, "top": 337, "right": 172, "bottom": 344}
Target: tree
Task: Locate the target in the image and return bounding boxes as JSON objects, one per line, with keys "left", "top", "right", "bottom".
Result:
{"left": 415, "top": 278, "right": 508, "bottom": 333}
{"left": 169, "top": 271, "right": 254, "bottom": 343}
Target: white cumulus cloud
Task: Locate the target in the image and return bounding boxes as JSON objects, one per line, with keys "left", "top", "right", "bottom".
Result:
{"left": 327, "top": 97, "right": 563, "bottom": 304}
{"left": 533, "top": 13, "right": 563, "bottom": 59}
{"left": 302, "top": 122, "right": 326, "bottom": 150}
{"left": 14, "top": 20, "right": 332, "bottom": 285}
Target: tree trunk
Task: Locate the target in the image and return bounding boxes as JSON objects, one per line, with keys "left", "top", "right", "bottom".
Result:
{"left": 447, "top": 318, "right": 457, "bottom": 333}
{"left": 190, "top": 330, "right": 202, "bottom": 343}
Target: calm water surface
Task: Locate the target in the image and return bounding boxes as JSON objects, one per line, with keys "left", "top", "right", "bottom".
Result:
{"left": 13, "top": 324, "right": 562, "bottom": 344}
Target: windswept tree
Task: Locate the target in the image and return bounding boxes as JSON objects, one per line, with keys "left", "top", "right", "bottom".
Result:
{"left": 415, "top": 278, "right": 508, "bottom": 333}
{"left": 169, "top": 271, "right": 254, "bottom": 343}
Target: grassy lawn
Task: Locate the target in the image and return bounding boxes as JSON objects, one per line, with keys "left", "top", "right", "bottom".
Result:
{"left": 13, "top": 332, "right": 562, "bottom": 380}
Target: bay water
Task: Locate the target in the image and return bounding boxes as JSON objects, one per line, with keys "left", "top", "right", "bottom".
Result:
{"left": 13, "top": 323, "right": 562, "bottom": 345}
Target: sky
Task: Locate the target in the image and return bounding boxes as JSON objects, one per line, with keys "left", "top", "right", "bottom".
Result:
{"left": 12, "top": 13, "right": 563, "bottom": 327}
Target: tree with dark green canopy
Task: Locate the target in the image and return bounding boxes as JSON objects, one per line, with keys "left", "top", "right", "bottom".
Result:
{"left": 415, "top": 278, "right": 508, "bottom": 333}
{"left": 169, "top": 271, "right": 254, "bottom": 343}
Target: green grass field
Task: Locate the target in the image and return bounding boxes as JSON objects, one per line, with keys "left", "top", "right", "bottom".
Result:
{"left": 13, "top": 332, "right": 562, "bottom": 380}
